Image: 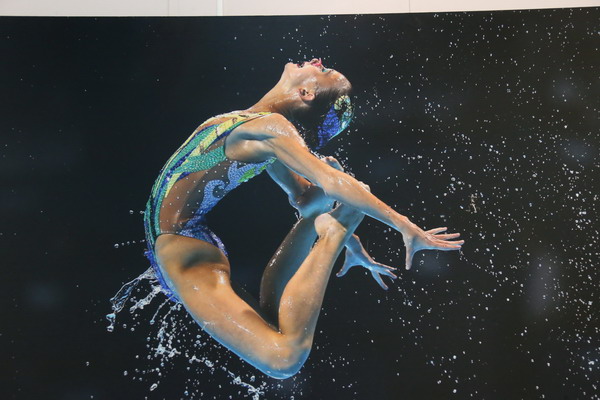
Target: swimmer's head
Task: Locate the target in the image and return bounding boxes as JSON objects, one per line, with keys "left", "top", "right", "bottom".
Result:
{"left": 281, "top": 59, "right": 353, "bottom": 149}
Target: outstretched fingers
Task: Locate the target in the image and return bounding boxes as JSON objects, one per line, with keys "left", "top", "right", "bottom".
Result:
{"left": 369, "top": 263, "right": 397, "bottom": 278}
{"left": 433, "top": 233, "right": 461, "bottom": 240}
{"left": 405, "top": 228, "right": 465, "bottom": 269}
{"left": 426, "top": 227, "right": 447, "bottom": 234}
{"left": 427, "top": 227, "right": 463, "bottom": 250}
{"left": 369, "top": 264, "right": 398, "bottom": 290}
{"left": 337, "top": 247, "right": 361, "bottom": 277}
{"left": 405, "top": 248, "right": 415, "bottom": 270}
{"left": 430, "top": 237, "right": 464, "bottom": 250}
{"left": 336, "top": 258, "right": 354, "bottom": 277}
{"left": 371, "top": 271, "right": 389, "bottom": 290}
{"left": 338, "top": 245, "right": 398, "bottom": 290}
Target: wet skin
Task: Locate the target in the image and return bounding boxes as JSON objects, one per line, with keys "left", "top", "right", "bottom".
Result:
{"left": 153, "top": 59, "right": 464, "bottom": 378}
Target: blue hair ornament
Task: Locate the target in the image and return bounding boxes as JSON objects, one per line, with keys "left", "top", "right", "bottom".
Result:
{"left": 316, "top": 95, "right": 354, "bottom": 149}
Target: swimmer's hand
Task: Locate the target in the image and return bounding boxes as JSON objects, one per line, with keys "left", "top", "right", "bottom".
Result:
{"left": 337, "top": 235, "right": 397, "bottom": 290}
{"left": 402, "top": 226, "right": 464, "bottom": 270}
{"left": 317, "top": 156, "right": 464, "bottom": 271}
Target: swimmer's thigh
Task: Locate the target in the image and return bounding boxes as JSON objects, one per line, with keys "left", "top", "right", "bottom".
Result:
{"left": 154, "top": 234, "right": 286, "bottom": 366}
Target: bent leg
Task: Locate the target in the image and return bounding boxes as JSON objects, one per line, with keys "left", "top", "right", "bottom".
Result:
{"left": 260, "top": 181, "right": 337, "bottom": 323}
{"left": 276, "top": 206, "right": 363, "bottom": 343}
{"left": 262, "top": 159, "right": 380, "bottom": 318}
{"left": 259, "top": 215, "right": 319, "bottom": 325}
{"left": 155, "top": 206, "right": 362, "bottom": 378}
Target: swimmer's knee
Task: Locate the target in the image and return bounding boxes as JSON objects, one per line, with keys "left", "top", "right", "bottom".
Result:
{"left": 264, "top": 364, "right": 302, "bottom": 380}
{"left": 256, "top": 339, "right": 311, "bottom": 379}
{"left": 260, "top": 354, "right": 308, "bottom": 379}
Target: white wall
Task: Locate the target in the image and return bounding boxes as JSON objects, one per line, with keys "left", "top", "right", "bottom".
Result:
{"left": 0, "top": 0, "right": 598, "bottom": 16}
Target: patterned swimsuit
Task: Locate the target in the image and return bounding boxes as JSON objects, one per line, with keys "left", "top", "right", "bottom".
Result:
{"left": 143, "top": 111, "right": 274, "bottom": 300}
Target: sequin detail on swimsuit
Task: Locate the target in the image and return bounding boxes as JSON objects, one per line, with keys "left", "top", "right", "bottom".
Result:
{"left": 143, "top": 112, "right": 274, "bottom": 301}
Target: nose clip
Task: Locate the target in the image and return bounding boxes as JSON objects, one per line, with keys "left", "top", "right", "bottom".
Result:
{"left": 310, "top": 58, "right": 323, "bottom": 67}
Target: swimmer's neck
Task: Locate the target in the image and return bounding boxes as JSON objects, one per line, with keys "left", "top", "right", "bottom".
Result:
{"left": 245, "top": 83, "right": 301, "bottom": 121}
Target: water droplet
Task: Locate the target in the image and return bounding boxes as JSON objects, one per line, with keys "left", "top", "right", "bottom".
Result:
{"left": 106, "top": 313, "right": 115, "bottom": 332}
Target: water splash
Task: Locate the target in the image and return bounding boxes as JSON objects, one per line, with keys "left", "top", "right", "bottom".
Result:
{"left": 107, "top": 268, "right": 271, "bottom": 398}
{"left": 106, "top": 267, "right": 156, "bottom": 332}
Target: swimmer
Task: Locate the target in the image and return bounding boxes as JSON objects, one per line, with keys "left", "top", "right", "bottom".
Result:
{"left": 143, "top": 59, "right": 463, "bottom": 378}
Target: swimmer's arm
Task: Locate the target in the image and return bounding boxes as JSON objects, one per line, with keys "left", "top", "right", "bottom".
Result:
{"left": 266, "top": 160, "right": 309, "bottom": 202}
{"left": 260, "top": 118, "right": 415, "bottom": 235}
{"left": 235, "top": 115, "right": 398, "bottom": 227}
{"left": 267, "top": 156, "right": 346, "bottom": 203}
{"left": 239, "top": 113, "right": 464, "bottom": 269}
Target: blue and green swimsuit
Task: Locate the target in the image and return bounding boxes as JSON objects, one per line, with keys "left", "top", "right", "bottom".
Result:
{"left": 143, "top": 111, "right": 274, "bottom": 300}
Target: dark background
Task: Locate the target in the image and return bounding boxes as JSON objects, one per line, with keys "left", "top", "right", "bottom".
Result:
{"left": 1, "top": 8, "right": 599, "bottom": 399}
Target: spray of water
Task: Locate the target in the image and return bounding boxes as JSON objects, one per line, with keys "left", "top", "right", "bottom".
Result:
{"left": 107, "top": 267, "right": 267, "bottom": 399}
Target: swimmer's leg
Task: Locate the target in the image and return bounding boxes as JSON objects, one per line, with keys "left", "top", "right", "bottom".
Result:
{"left": 275, "top": 206, "right": 364, "bottom": 344}
{"left": 261, "top": 176, "right": 381, "bottom": 319}
{"left": 155, "top": 205, "right": 362, "bottom": 379}
{"left": 261, "top": 165, "right": 335, "bottom": 323}
{"left": 259, "top": 213, "right": 319, "bottom": 325}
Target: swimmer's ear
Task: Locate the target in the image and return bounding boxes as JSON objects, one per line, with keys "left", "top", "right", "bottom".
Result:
{"left": 299, "top": 87, "right": 315, "bottom": 103}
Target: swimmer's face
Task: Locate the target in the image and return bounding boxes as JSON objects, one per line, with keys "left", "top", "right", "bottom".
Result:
{"left": 282, "top": 58, "right": 351, "bottom": 94}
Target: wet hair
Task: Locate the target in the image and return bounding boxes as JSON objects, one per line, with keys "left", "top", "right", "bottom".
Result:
{"left": 295, "top": 82, "right": 354, "bottom": 150}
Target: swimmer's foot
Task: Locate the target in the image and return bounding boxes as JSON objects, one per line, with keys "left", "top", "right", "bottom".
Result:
{"left": 314, "top": 204, "right": 363, "bottom": 240}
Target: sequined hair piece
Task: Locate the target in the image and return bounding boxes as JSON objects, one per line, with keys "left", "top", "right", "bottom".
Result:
{"left": 316, "top": 94, "right": 354, "bottom": 149}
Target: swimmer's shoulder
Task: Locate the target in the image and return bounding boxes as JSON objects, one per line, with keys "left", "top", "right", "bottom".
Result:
{"left": 192, "top": 111, "right": 237, "bottom": 133}
{"left": 225, "top": 112, "right": 305, "bottom": 162}
{"left": 191, "top": 110, "right": 280, "bottom": 134}
{"left": 229, "top": 112, "right": 298, "bottom": 141}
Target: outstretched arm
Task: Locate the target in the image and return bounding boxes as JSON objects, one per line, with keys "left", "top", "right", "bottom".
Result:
{"left": 233, "top": 113, "right": 463, "bottom": 269}
{"left": 264, "top": 123, "right": 412, "bottom": 234}
{"left": 264, "top": 115, "right": 463, "bottom": 269}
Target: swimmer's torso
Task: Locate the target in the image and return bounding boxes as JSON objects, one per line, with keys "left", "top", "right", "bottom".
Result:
{"left": 143, "top": 111, "right": 275, "bottom": 250}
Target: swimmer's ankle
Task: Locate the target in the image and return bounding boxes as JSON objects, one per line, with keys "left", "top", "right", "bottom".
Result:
{"left": 330, "top": 204, "right": 364, "bottom": 228}
{"left": 315, "top": 205, "right": 362, "bottom": 239}
{"left": 293, "top": 185, "right": 334, "bottom": 218}
{"left": 314, "top": 213, "right": 347, "bottom": 239}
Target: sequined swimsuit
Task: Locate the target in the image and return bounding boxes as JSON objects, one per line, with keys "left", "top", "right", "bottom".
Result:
{"left": 143, "top": 111, "right": 275, "bottom": 300}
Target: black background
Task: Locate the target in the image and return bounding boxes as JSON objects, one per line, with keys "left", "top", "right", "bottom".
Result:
{"left": 2, "top": 8, "right": 599, "bottom": 399}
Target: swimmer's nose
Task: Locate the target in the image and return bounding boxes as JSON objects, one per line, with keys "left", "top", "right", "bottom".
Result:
{"left": 310, "top": 58, "right": 323, "bottom": 67}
